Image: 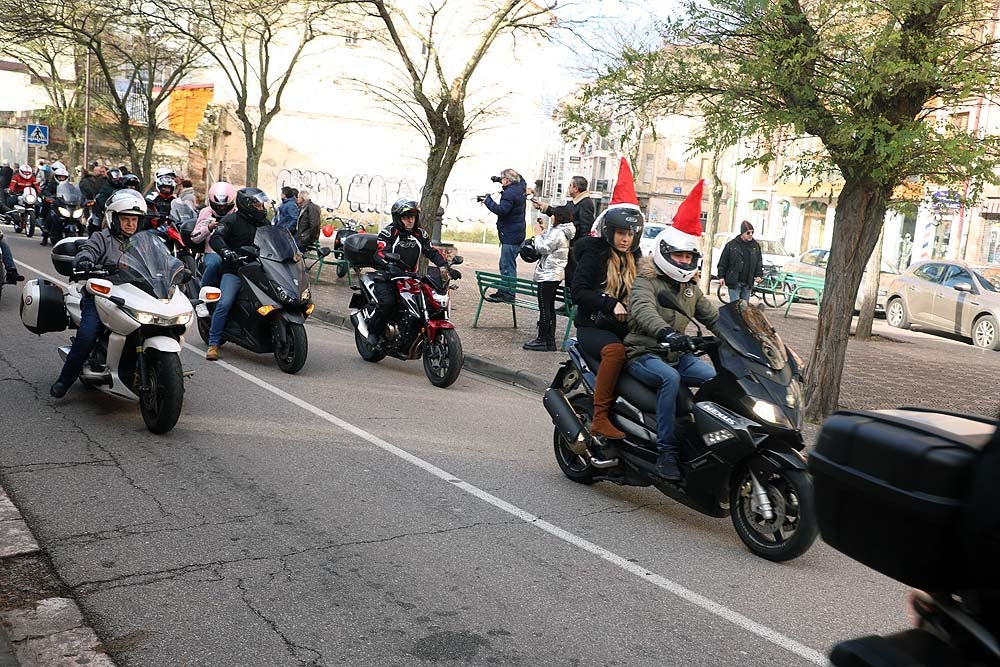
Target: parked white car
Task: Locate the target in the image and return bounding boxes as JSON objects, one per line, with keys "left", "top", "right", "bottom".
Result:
{"left": 638, "top": 223, "right": 668, "bottom": 257}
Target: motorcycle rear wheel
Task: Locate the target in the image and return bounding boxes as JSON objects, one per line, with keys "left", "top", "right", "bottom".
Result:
{"left": 354, "top": 327, "right": 385, "bottom": 362}
{"left": 139, "top": 351, "right": 185, "bottom": 434}
{"left": 274, "top": 321, "right": 308, "bottom": 374}
{"left": 552, "top": 394, "right": 597, "bottom": 484}
{"left": 423, "top": 328, "right": 463, "bottom": 388}
{"left": 730, "top": 466, "right": 817, "bottom": 561}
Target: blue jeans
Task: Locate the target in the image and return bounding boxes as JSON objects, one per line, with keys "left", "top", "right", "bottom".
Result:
{"left": 208, "top": 272, "right": 242, "bottom": 346}
{"left": 498, "top": 243, "right": 519, "bottom": 296}
{"left": 58, "top": 296, "right": 104, "bottom": 386}
{"left": 0, "top": 239, "right": 15, "bottom": 271}
{"left": 728, "top": 284, "right": 751, "bottom": 302}
{"left": 627, "top": 352, "right": 716, "bottom": 455}
{"left": 201, "top": 253, "right": 222, "bottom": 289}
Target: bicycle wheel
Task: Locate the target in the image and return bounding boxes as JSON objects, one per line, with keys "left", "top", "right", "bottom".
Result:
{"left": 716, "top": 281, "right": 731, "bottom": 304}
{"left": 762, "top": 277, "right": 791, "bottom": 308}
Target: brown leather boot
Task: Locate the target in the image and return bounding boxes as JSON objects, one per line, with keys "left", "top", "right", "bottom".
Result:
{"left": 591, "top": 343, "right": 626, "bottom": 440}
{"left": 206, "top": 346, "right": 220, "bottom": 361}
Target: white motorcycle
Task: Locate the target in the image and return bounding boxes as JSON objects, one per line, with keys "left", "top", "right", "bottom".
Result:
{"left": 21, "top": 231, "right": 196, "bottom": 434}
{"left": 8, "top": 186, "right": 39, "bottom": 237}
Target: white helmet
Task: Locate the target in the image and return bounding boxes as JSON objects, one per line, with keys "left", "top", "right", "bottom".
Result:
{"left": 18, "top": 164, "right": 32, "bottom": 178}
{"left": 652, "top": 225, "right": 702, "bottom": 283}
{"left": 53, "top": 166, "right": 70, "bottom": 181}
{"left": 51, "top": 160, "right": 66, "bottom": 172}
{"left": 154, "top": 167, "right": 177, "bottom": 180}
{"left": 104, "top": 188, "right": 147, "bottom": 236}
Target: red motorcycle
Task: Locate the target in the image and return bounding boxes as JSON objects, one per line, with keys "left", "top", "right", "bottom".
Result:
{"left": 346, "top": 234, "right": 464, "bottom": 388}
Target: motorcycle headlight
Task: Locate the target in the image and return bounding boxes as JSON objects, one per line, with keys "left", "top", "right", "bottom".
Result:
{"left": 785, "top": 379, "right": 803, "bottom": 408}
{"left": 73, "top": 208, "right": 84, "bottom": 219}
{"left": 123, "top": 306, "right": 190, "bottom": 326}
{"left": 58, "top": 206, "right": 71, "bottom": 217}
{"left": 750, "top": 399, "right": 793, "bottom": 427}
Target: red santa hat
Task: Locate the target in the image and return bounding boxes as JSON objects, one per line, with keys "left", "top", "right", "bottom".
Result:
{"left": 608, "top": 157, "right": 639, "bottom": 209}
{"left": 672, "top": 179, "right": 704, "bottom": 236}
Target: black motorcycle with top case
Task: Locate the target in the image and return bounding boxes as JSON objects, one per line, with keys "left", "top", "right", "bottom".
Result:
{"left": 544, "top": 297, "right": 818, "bottom": 561}
{"left": 195, "top": 225, "right": 313, "bottom": 373}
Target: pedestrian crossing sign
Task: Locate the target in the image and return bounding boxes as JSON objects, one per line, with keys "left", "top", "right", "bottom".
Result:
{"left": 26, "top": 124, "right": 49, "bottom": 146}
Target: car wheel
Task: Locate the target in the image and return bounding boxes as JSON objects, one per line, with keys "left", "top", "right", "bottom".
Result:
{"left": 972, "top": 314, "right": 1000, "bottom": 351}
{"left": 886, "top": 298, "right": 910, "bottom": 329}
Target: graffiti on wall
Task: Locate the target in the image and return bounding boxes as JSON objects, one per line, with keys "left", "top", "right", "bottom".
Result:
{"left": 275, "top": 166, "right": 496, "bottom": 226}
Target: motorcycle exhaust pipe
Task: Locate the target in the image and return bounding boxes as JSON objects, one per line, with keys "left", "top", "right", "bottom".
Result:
{"left": 543, "top": 388, "right": 588, "bottom": 456}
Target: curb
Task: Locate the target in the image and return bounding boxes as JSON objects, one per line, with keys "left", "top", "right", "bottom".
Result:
{"left": 0, "top": 488, "right": 115, "bottom": 667}
{"left": 310, "top": 307, "right": 550, "bottom": 393}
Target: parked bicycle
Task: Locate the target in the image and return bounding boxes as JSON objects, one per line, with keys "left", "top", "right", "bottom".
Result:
{"left": 716, "top": 262, "right": 791, "bottom": 307}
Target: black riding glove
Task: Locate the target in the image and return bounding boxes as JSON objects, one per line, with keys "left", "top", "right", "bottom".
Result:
{"left": 74, "top": 258, "right": 94, "bottom": 273}
{"left": 447, "top": 267, "right": 462, "bottom": 280}
{"left": 221, "top": 248, "right": 239, "bottom": 265}
{"left": 658, "top": 328, "right": 691, "bottom": 350}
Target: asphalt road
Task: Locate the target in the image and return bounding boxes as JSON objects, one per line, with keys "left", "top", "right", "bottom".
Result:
{"left": 1, "top": 232, "right": 910, "bottom": 666}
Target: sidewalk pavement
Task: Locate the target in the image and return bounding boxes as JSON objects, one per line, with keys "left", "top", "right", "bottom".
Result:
{"left": 306, "top": 240, "right": 1000, "bottom": 424}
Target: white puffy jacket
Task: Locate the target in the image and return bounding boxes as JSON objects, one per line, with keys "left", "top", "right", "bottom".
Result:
{"left": 532, "top": 222, "right": 576, "bottom": 283}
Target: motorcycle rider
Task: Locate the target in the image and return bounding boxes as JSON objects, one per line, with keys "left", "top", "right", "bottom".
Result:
{"left": 146, "top": 169, "right": 177, "bottom": 225}
{"left": 571, "top": 184, "right": 644, "bottom": 445}
{"left": 40, "top": 165, "right": 72, "bottom": 246}
{"left": 191, "top": 181, "right": 237, "bottom": 290}
{"left": 94, "top": 168, "right": 126, "bottom": 219}
{"left": 5, "top": 163, "right": 39, "bottom": 214}
{"left": 205, "top": 187, "right": 271, "bottom": 361}
{"left": 50, "top": 189, "right": 145, "bottom": 399}
{"left": 624, "top": 181, "right": 718, "bottom": 481}
{"left": 365, "top": 198, "right": 460, "bottom": 349}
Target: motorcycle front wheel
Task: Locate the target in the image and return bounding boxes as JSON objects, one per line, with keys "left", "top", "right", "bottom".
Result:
{"left": 139, "top": 350, "right": 185, "bottom": 434}
{"left": 730, "top": 466, "right": 817, "bottom": 562}
{"left": 274, "top": 320, "right": 308, "bottom": 374}
{"left": 26, "top": 211, "right": 35, "bottom": 238}
{"left": 422, "top": 328, "right": 463, "bottom": 388}
{"left": 552, "top": 394, "right": 597, "bottom": 484}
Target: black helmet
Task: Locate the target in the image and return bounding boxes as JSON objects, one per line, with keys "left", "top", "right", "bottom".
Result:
{"left": 235, "top": 187, "right": 270, "bottom": 224}
{"left": 594, "top": 206, "right": 644, "bottom": 252}
{"left": 122, "top": 173, "right": 141, "bottom": 190}
{"left": 519, "top": 237, "right": 541, "bottom": 263}
{"left": 107, "top": 168, "right": 124, "bottom": 188}
{"left": 390, "top": 198, "right": 420, "bottom": 233}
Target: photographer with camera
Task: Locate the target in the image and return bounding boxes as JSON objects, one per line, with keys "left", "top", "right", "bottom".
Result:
{"left": 480, "top": 168, "right": 526, "bottom": 302}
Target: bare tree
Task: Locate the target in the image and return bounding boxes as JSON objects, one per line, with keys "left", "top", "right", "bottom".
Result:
{"left": 357, "top": 0, "right": 564, "bottom": 243}
{"left": 3, "top": 0, "right": 204, "bottom": 182}
{"left": 153, "top": 0, "right": 348, "bottom": 187}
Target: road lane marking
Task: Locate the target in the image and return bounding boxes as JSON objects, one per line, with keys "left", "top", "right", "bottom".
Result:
{"left": 15, "top": 258, "right": 826, "bottom": 665}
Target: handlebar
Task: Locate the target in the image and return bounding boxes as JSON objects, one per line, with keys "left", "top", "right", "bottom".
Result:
{"left": 657, "top": 335, "right": 719, "bottom": 353}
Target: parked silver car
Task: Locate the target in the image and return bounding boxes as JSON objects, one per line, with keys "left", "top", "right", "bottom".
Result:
{"left": 781, "top": 248, "right": 898, "bottom": 311}
{"left": 885, "top": 260, "right": 1000, "bottom": 350}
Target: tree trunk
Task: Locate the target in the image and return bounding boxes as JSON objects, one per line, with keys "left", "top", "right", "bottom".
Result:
{"left": 803, "top": 176, "right": 892, "bottom": 421}
{"left": 421, "top": 131, "right": 462, "bottom": 245}
{"left": 699, "top": 149, "right": 724, "bottom": 294}
{"left": 854, "top": 226, "right": 885, "bottom": 340}
{"left": 244, "top": 126, "right": 259, "bottom": 188}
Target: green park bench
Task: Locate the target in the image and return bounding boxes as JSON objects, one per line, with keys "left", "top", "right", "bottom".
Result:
{"left": 302, "top": 241, "right": 352, "bottom": 287}
{"left": 780, "top": 272, "right": 826, "bottom": 317}
{"left": 473, "top": 270, "right": 577, "bottom": 348}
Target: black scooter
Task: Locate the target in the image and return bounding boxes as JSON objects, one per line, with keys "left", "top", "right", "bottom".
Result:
{"left": 196, "top": 226, "right": 313, "bottom": 374}
{"left": 544, "top": 295, "right": 818, "bottom": 561}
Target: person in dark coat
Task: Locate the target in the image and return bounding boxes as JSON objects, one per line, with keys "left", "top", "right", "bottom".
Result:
{"left": 0, "top": 159, "right": 13, "bottom": 190}
{"left": 295, "top": 190, "right": 322, "bottom": 250}
{"left": 533, "top": 174, "right": 595, "bottom": 288}
{"left": 716, "top": 220, "right": 763, "bottom": 302}
{"left": 481, "top": 168, "right": 526, "bottom": 301}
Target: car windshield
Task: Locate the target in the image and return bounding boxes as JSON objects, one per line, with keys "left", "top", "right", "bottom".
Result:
{"left": 117, "top": 230, "right": 185, "bottom": 299}
{"left": 56, "top": 182, "right": 83, "bottom": 205}
{"left": 716, "top": 301, "right": 788, "bottom": 371}
{"left": 757, "top": 239, "right": 790, "bottom": 256}
{"left": 643, "top": 225, "right": 666, "bottom": 239}
{"left": 254, "top": 225, "right": 299, "bottom": 261}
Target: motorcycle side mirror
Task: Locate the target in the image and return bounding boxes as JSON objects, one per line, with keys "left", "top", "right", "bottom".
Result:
{"left": 451, "top": 256, "right": 464, "bottom": 266}
{"left": 239, "top": 244, "right": 260, "bottom": 258}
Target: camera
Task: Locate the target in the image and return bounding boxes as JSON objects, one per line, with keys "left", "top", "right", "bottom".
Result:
{"left": 490, "top": 175, "right": 503, "bottom": 183}
{"left": 476, "top": 194, "right": 489, "bottom": 203}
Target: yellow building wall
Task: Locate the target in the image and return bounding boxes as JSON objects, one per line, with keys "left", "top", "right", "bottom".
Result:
{"left": 168, "top": 86, "right": 214, "bottom": 140}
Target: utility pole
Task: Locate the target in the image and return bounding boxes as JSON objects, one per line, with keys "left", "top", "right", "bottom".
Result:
{"left": 83, "top": 53, "right": 91, "bottom": 167}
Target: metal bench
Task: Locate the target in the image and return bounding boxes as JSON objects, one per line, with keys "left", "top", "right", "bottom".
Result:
{"left": 472, "top": 270, "right": 577, "bottom": 347}
{"left": 780, "top": 272, "right": 826, "bottom": 317}
{"left": 302, "top": 241, "right": 352, "bottom": 286}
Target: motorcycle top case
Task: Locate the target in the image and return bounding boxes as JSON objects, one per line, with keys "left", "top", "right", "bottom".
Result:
{"left": 809, "top": 408, "right": 997, "bottom": 590}
{"left": 342, "top": 233, "right": 379, "bottom": 268}
{"left": 20, "top": 279, "right": 68, "bottom": 334}
{"left": 51, "top": 237, "right": 88, "bottom": 276}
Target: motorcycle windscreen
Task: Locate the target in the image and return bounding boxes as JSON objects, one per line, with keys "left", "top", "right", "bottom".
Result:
{"left": 255, "top": 226, "right": 309, "bottom": 298}
{"left": 116, "top": 230, "right": 186, "bottom": 299}
{"left": 169, "top": 199, "right": 198, "bottom": 226}
{"left": 254, "top": 225, "right": 298, "bottom": 261}
{"left": 56, "top": 182, "right": 83, "bottom": 206}
{"left": 716, "top": 301, "right": 788, "bottom": 371}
